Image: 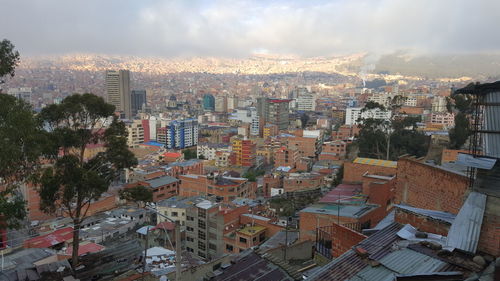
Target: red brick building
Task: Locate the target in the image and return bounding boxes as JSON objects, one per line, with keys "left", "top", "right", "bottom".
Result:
{"left": 274, "top": 146, "right": 299, "bottom": 168}
{"left": 125, "top": 175, "right": 180, "bottom": 202}
{"left": 166, "top": 159, "right": 204, "bottom": 178}
{"left": 179, "top": 174, "right": 255, "bottom": 202}
{"left": 319, "top": 140, "right": 347, "bottom": 161}
{"left": 331, "top": 125, "right": 360, "bottom": 141}
{"left": 343, "top": 157, "right": 397, "bottom": 182}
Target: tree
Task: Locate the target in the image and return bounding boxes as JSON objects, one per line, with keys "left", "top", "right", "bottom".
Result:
{"left": 0, "top": 39, "right": 20, "bottom": 84}
{"left": 447, "top": 94, "right": 473, "bottom": 149}
{"left": 0, "top": 80, "right": 45, "bottom": 229}
{"left": 36, "top": 93, "right": 137, "bottom": 267}
{"left": 182, "top": 149, "right": 197, "bottom": 160}
{"left": 119, "top": 185, "right": 153, "bottom": 207}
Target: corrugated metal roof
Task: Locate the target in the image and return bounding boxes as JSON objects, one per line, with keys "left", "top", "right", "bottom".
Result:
{"left": 395, "top": 205, "right": 455, "bottom": 224}
{"left": 380, "top": 248, "right": 446, "bottom": 274}
{"left": 445, "top": 191, "right": 486, "bottom": 254}
{"left": 484, "top": 91, "right": 500, "bottom": 159}
{"left": 456, "top": 153, "right": 497, "bottom": 169}
{"left": 349, "top": 265, "right": 395, "bottom": 281}
{"left": 353, "top": 157, "right": 397, "bottom": 168}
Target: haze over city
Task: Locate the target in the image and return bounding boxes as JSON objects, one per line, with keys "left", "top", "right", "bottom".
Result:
{"left": 2, "top": 0, "right": 500, "bottom": 57}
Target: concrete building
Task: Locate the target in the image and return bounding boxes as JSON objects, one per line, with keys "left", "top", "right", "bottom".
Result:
{"left": 267, "top": 99, "right": 291, "bottom": 130}
{"left": 294, "top": 87, "right": 316, "bottom": 111}
{"left": 230, "top": 107, "right": 260, "bottom": 136}
{"left": 197, "top": 143, "right": 230, "bottom": 160}
{"left": 105, "top": 70, "right": 131, "bottom": 119}
{"left": 166, "top": 119, "right": 199, "bottom": 149}
{"left": 430, "top": 112, "right": 455, "bottom": 128}
{"left": 215, "top": 95, "right": 227, "bottom": 113}
{"left": 227, "top": 95, "right": 239, "bottom": 111}
{"left": 125, "top": 119, "right": 144, "bottom": 147}
{"left": 345, "top": 107, "right": 391, "bottom": 125}
{"left": 131, "top": 90, "right": 146, "bottom": 116}
{"left": 7, "top": 87, "right": 32, "bottom": 104}
{"left": 202, "top": 94, "right": 215, "bottom": 111}
{"left": 232, "top": 138, "right": 256, "bottom": 167}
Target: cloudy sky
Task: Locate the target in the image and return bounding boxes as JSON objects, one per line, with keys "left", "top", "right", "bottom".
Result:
{"left": 1, "top": 0, "right": 499, "bottom": 58}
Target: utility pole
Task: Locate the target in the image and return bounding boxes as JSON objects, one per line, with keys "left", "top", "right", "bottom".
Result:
{"left": 142, "top": 227, "right": 149, "bottom": 281}
{"left": 175, "top": 221, "right": 181, "bottom": 281}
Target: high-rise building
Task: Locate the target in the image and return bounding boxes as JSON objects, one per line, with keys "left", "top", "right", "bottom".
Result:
{"left": 131, "top": 90, "right": 146, "bottom": 116}
{"left": 105, "top": 70, "right": 131, "bottom": 119}
{"left": 215, "top": 95, "right": 227, "bottom": 112}
{"left": 7, "top": 87, "right": 32, "bottom": 104}
{"left": 166, "top": 119, "right": 199, "bottom": 149}
{"left": 293, "top": 87, "right": 316, "bottom": 111}
{"left": 227, "top": 95, "right": 239, "bottom": 111}
{"left": 266, "top": 99, "right": 291, "bottom": 130}
{"left": 202, "top": 94, "right": 215, "bottom": 111}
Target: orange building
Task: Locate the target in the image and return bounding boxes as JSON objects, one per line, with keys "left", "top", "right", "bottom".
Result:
{"left": 263, "top": 124, "right": 279, "bottom": 139}
{"left": 125, "top": 175, "right": 179, "bottom": 202}
{"left": 319, "top": 140, "right": 347, "bottom": 161}
{"left": 274, "top": 146, "right": 299, "bottom": 168}
{"left": 179, "top": 174, "right": 255, "bottom": 202}
{"left": 232, "top": 138, "right": 256, "bottom": 167}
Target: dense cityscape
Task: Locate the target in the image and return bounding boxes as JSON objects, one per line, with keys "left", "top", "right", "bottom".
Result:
{"left": 0, "top": 1, "right": 499, "bottom": 281}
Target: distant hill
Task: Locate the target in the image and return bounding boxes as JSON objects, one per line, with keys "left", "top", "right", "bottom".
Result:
{"left": 374, "top": 53, "right": 500, "bottom": 80}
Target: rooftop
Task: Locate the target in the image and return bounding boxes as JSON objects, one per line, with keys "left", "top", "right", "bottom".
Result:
{"left": 238, "top": 225, "right": 267, "bottom": 236}
{"left": 146, "top": 175, "right": 179, "bottom": 188}
{"left": 300, "top": 203, "right": 377, "bottom": 219}
{"left": 353, "top": 157, "right": 397, "bottom": 168}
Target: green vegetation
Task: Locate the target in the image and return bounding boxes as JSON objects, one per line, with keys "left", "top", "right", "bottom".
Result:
{"left": 356, "top": 101, "right": 429, "bottom": 160}
{"left": 242, "top": 169, "right": 265, "bottom": 182}
{"left": 0, "top": 39, "right": 20, "bottom": 82}
{"left": 0, "top": 40, "right": 37, "bottom": 229}
{"left": 447, "top": 93, "right": 473, "bottom": 149}
{"left": 119, "top": 185, "right": 153, "bottom": 207}
{"left": 36, "top": 93, "right": 137, "bottom": 267}
{"left": 183, "top": 149, "right": 197, "bottom": 160}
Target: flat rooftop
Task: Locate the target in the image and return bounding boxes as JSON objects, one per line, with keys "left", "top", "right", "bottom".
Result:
{"left": 300, "top": 203, "right": 377, "bottom": 219}
{"left": 238, "top": 225, "right": 267, "bottom": 236}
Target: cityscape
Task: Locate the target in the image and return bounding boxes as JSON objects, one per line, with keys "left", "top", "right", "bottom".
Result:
{"left": 0, "top": 1, "right": 499, "bottom": 281}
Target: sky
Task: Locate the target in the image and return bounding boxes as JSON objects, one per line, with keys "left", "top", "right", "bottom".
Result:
{"left": 1, "top": 0, "right": 499, "bottom": 58}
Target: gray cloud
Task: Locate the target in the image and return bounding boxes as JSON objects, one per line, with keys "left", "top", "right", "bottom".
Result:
{"left": 1, "top": 0, "right": 499, "bottom": 57}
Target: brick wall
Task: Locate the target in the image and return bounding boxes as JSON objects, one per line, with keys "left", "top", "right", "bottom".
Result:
{"left": 395, "top": 158, "right": 468, "bottom": 214}
{"left": 477, "top": 196, "right": 500, "bottom": 256}
{"left": 394, "top": 207, "right": 451, "bottom": 236}
{"left": 299, "top": 211, "right": 372, "bottom": 241}
{"left": 344, "top": 162, "right": 397, "bottom": 182}
{"left": 331, "top": 223, "right": 367, "bottom": 257}
{"left": 441, "top": 149, "right": 470, "bottom": 163}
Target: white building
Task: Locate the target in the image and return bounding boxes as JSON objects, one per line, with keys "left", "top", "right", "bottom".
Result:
{"left": 368, "top": 94, "right": 393, "bottom": 108}
{"left": 432, "top": 96, "right": 447, "bottom": 112}
{"left": 345, "top": 107, "right": 392, "bottom": 125}
{"left": 230, "top": 107, "right": 260, "bottom": 136}
{"left": 404, "top": 97, "right": 418, "bottom": 107}
{"left": 8, "top": 87, "right": 32, "bottom": 104}
{"left": 197, "top": 143, "right": 230, "bottom": 160}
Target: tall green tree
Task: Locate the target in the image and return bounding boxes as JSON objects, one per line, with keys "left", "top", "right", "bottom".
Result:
{"left": 36, "top": 93, "right": 137, "bottom": 267}
{"left": 119, "top": 185, "right": 153, "bottom": 208}
{"left": 0, "top": 94, "right": 44, "bottom": 229}
{"left": 357, "top": 100, "right": 428, "bottom": 160}
{"left": 0, "top": 39, "right": 20, "bottom": 84}
{"left": 447, "top": 93, "right": 473, "bottom": 149}
{"left": 0, "top": 40, "right": 39, "bottom": 230}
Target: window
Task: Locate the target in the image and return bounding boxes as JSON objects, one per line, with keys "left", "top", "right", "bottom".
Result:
{"left": 226, "top": 244, "right": 234, "bottom": 252}
{"left": 198, "top": 241, "right": 206, "bottom": 251}
{"left": 187, "top": 226, "right": 194, "bottom": 232}
{"left": 198, "top": 220, "right": 206, "bottom": 229}
{"left": 187, "top": 216, "right": 194, "bottom": 221}
{"left": 187, "top": 236, "right": 194, "bottom": 242}
{"left": 239, "top": 237, "right": 247, "bottom": 243}
{"left": 187, "top": 247, "right": 194, "bottom": 253}
{"left": 209, "top": 243, "right": 217, "bottom": 250}
{"left": 259, "top": 233, "right": 266, "bottom": 242}
{"left": 253, "top": 237, "right": 257, "bottom": 242}
{"left": 171, "top": 211, "right": 178, "bottom": 217}
{"left": 198, "top": 230, "right": 206, "bottom": 240}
